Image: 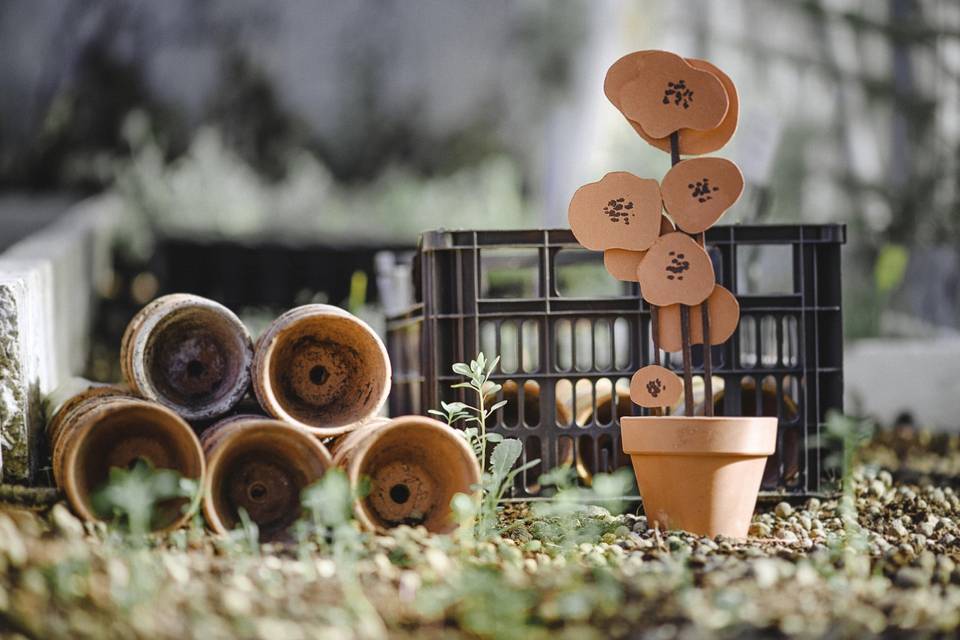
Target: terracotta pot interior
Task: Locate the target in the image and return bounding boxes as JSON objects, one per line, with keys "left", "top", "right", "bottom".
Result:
{"left": 559, "top": 389, "right": 633, "bottom": 486}
{"left": 357, "top": 424, "right": 476, "bottom": 533}
{"left": 269, "top": 314, "right": 388, "bottom": 428}
{"left": 145, "top": 306, "right": 248, "bottom": 412}
{"left": 72, "top": 404, "right": 203, "bottom": 528}
{"left": 208, "top": 427, "right": 328, "bottom": 541}
{"left": 486, "top": 380, "right": 572, "bottom": 428}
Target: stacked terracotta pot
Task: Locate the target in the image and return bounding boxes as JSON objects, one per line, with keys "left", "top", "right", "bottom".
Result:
{"left": 49, "top": 294, "right": 480, "bottom": 540}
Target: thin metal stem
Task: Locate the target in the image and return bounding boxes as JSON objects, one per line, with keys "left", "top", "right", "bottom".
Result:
{"left": 669, "top": 131, "right": 695, "bottom": 416}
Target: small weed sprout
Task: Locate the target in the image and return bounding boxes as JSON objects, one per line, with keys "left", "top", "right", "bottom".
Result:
{"left": 91, "top": 459, "right": 199, "bottom": 540}
{"left": 224, "top": 507, "right": 261, "bottom": 555}
{"left": 294, "top": 469, "right": 386, "bottom": 639}
{"left": 824, "top": 411, "right": 874, "bottom": 565}
{"left": 527, "top": 466, "right": 636, "bottom": 550}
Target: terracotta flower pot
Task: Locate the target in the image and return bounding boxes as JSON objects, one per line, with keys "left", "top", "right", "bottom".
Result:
{"left": 620, "top": 415, "right": 777, "bottom": 538}
{"left": 48, "top": 388, "right": 205, "bottom": 531}
{"left": 201, "top": 415, "right": 333, "bottom": 541}
{"left": 330, "top": 416, "right": 480, "bottom": 533}
{"left": 121, "top": 293, "right": 254, "bottom": 421}
{"left": 252, "top": 304, "right": 391, "bottom": 436}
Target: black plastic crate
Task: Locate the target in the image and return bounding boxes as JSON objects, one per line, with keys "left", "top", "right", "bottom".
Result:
{"left": 386, "top": 225, "right": 845, "bottom": 498}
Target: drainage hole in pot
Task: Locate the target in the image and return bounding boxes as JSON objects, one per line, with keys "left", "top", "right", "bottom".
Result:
{"left": 309, "top": 365, "right": 328, "bottom": 385}
{"left": 186, "top": 360, "right": 206, "bottom": 378}
{"left": 389, "top": 484, "right": 411, "bottom": 504}
{"left": 247, "top": 481, "right": 268, "bottom": 502}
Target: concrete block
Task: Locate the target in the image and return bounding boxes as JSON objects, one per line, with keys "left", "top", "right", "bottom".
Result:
{"left": 0, "top": 196, "right": 120, "bottom": 482}
{"left": 846, "top": 337, "right": 960, "bottom": 431}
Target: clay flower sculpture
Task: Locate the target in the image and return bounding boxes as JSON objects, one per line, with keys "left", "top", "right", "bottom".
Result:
{"left": 605, "top": 52, "right": 740, "bottom": 156}
{"left": 615, "top": 51, "right": 728, "bottom": 139}
{"left": 603, "top": 215, "right": 675, "bottom": 282}
{"left": 634, "top": 231, "right": 715, "bottom": 306}
{"left": 661, "top": 158, "right": 744, "bottom": 234}
{"left": 567, "top": 50, "right": 777, "bottom": 539}
{"left": 567, "top": 171, "right": 663, "bottom": 252}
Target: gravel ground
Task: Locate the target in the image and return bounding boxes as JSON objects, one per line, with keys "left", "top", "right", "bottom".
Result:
{"left": 1, "top": 428, "right": 959, "bottom": 640}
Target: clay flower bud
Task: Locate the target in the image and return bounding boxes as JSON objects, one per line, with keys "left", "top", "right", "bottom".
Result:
{"left": 655, "top": 284, "right": 740, "bottom": 352}
{"left": 636, "top": 59, "right": 739, "bottom": 156}
{"left": 636, "top": 232, "right": 715, "bottom": 306}
{"left": 661, "top": 158, "right": 744, "bottom": 234}
{"left": 617, "top": 51, "right": 728, "bottom": 140}
{"left": 630, "top": 364, "right": 682, "bottom": 408}
{"left": 604, "top": 50, "right": 654, "bottom": 111}
{"left": 568, "top": 171, "right": 662, "bottom": 252}
{"left": 603, "top": 215, "right": 675, "bottom": 282}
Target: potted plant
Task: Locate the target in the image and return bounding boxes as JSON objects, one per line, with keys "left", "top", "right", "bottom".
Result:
{"left": 568, "top": 50, "right": 777, "bottom": 538}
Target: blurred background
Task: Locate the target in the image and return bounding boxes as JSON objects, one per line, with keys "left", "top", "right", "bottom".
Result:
{"left": 1, "top": 0, "right": 958, "bottom": 426}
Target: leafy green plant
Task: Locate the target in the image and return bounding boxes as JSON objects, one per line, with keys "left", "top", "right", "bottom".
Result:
{"left": 429, "top": 352, "right": 506, "bottom": 466}
{"left": 91, "top": 459, "right": 199, "bottom": 539}
{"left": 430, "top": 353, "right": 540, "bottom": 538}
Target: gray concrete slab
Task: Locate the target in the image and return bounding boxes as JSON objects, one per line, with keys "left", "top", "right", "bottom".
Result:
{"left": 0, "top": 196, "right": 119, "bottom": 482}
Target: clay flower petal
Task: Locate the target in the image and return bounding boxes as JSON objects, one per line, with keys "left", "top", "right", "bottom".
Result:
{"left": 661, "top": 158, "right": 744, "bottom": 234}
{"left": 630, "top": 364, "right": 682, "bottom": 408}
{"left": 636, "top": 232, "right": 715, "bottom": 306}
{"left": 568, "top": 171, "right": 662, "bottom": 252}
{"left": 655, "top": 284, "right": 740, "bottom": 352}
{"left": 603, "top": 215, "right": 675, "bottom": 282}
{"left": 626, "top": 58, "right": 739, "bottom": 156}
{"left": 617, "top": 51, "right": 728, "bottom": 140}
{"left": 604, "top": 50, "right": 657, "bottom": 111}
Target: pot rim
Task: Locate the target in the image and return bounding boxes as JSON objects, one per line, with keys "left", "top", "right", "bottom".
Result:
{"left": 620, "top": 415, "right": 777, "bottom": 457}
{"left": 345, "top": 415, "right": 481, "bottom": 533}
{"left": 125, "top": 294, "right": 254, "bottom": 420}
{"left": 202, "top": 417, "right": 333, "bottom": 536}
{"left": 62, "top": 399, "right": 205, "bottom": 532}
{"left": 253, "top": 305, "right": 392, "bottom": 435}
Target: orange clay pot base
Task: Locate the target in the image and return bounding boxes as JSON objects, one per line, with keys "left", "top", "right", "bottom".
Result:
{"left": 626, "top": 58, "right": 740, "bottom": 156}
{"left": 618, "top": 51, "right": 728, "bottom": 140}
{"left": 630, "top": 364, "right": 682, "bottom": 408}
{"left": 568, "top": 172, "right": 662, "bottom": 252}
{"left": 620, "top": 415, "right": 777, "bottom": 538}
{"left": 603, "top": 215, "right": 675, "bottom": 281}
{"left": 661, "top": 158, "right": 744, "bottom": 234}
{"left": 656, "top": 284, "right": 740, "bottom": 353}
{"left": 636, "top": 232, "right": 715, "bottom": 306}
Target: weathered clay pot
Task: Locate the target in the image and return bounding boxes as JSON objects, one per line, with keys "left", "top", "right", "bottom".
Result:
{"left": 252, "top": 304, "right": 391, "bottom": 436}
{"left": 560, "top": 386, "right": 632, "bottom": 485}
{"left": 121, "top": 293, "right": 254, "bottom": 421}
{"left": 201, "top": 415, "right": 333, "bottom": 541}
{"left": 48, "top": 388, "right": 205, "bottom": 531}
{"left": 487, "top": 379, "right": 572, "bottom": 429}
{"left": 330, "top": 416, "right": 480, "bottom": 533}
{"left": 620, "top": 416, "right": 777, "bottom": 538}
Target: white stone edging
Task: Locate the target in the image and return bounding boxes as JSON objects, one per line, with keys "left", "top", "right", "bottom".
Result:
{"left": 0, "top": 196, "right": 120, "bottom": 482}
